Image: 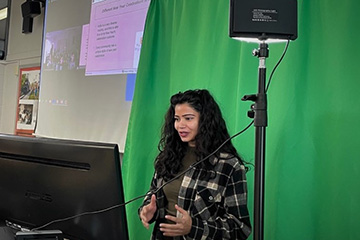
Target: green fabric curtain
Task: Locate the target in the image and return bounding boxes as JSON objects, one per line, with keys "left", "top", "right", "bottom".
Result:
{"left": 122, "top": 0, "right": 360, "bottom": 239}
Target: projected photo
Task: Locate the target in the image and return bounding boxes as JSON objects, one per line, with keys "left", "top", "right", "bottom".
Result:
{"left": 43, "top": 26, "right": 82, "bottom": 71}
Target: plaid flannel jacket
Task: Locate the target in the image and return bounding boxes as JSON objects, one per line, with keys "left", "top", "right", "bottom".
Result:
{"left": 139, "top": 153, "right": 252, "bottom": 240}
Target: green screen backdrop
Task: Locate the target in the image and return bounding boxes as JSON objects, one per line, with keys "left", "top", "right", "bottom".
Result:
{"left": 122, "top": 0, "right": 360, "bottom": 239}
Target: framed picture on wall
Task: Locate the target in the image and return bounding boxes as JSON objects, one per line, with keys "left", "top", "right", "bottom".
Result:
{"left": 15, "top": 66, "right": 41, "bottom": 136}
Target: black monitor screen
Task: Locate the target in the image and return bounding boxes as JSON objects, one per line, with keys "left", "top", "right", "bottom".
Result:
{"left": 229, "top": 0, "right": 298, "bottom": 41}
{"left": 0, "top": 134, "right": 128, "bottom": 240}
{"left": 0, "top": 0, "right": 10, "bottom": 60}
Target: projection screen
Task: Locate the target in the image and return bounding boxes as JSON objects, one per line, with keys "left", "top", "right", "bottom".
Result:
{"left": 35, "top": 0, "right": 150, "bottom": 152}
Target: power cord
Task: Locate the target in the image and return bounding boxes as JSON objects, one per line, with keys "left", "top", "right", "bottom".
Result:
{"left": 266, "top": 40, "right": 290, "bottom": 93}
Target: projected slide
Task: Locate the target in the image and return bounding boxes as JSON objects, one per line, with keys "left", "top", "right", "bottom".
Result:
{"left": 85, "top": 0, "right": 150, "bottom": 75}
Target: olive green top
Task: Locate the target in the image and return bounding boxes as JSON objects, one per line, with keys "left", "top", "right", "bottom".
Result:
{"left": 163, "top": 146, "right": 197, "bottom": 219}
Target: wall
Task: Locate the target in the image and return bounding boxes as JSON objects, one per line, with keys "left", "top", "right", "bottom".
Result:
{"left": 0, "top": 63, "right": 19, "bottom": 133}
{"left": 0, "top": 64, "right": 4, "bottom": 129}
{"left": 0, "top": 0, "right": 43, "bottom": 133}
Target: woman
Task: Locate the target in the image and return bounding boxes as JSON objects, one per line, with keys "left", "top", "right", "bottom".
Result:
{"left": 139, "top": 89, "right": 251, "bottom": 239}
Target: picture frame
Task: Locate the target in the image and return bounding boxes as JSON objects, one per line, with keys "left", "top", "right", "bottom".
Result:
{"left": 15, "top": 66, "right": 41, "bottom": 136}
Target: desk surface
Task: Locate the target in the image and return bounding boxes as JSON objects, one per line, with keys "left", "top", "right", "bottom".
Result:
{"left": 0, "top": 226, "right": 16, "bottom": 240}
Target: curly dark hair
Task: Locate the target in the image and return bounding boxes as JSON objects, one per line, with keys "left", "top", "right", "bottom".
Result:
{"left": 155, "top": 89, "right": 245, "bottom": 181}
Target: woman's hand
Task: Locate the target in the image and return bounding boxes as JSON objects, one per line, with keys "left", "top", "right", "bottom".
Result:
{"left": 159, "top": 204, "right": 192, "bottom": 237}
{"left": 140, "top": 194, "right": 157, "bottom": 229}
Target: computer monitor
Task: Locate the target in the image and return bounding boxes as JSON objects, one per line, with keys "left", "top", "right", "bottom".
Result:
{"left": 229, "top": 0, "right": 298, "bottom": 41}
{"left": 0, "top": 134, "right": 129, "bottom": 240}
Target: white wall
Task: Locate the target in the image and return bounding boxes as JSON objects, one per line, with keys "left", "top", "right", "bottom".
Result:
{"left": 0, "top": 64, "right": 4, "bottom": 130}
{"left": 0, "top": 62, "right": 19, "bottom": 133}
{"left": 0, "top": 0, "right": 43, "bottom": 133}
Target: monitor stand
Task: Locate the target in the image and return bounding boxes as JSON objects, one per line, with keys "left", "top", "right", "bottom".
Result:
{"left": 15, "top": 230, "right": 63, "bottom": 240}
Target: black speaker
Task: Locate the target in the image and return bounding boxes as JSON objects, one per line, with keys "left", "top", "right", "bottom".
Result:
{"left": 22, "top": 16, "right": 34, "bottom": 34}
{"left": 0, "top": 40, "right": 4, "bottom": 60}
{"left": 21, "top": 1, "right": 42, "bottom": 34}
{"left": 21, "top": 1, "right": 41, "bottom": 18}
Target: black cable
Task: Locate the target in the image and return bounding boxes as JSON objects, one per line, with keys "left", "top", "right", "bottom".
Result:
{"left": 31, "top": 194, "right": 146, "bottom": 232}
{"left": 265, "top": 40, "right": 290, "bottom": 93}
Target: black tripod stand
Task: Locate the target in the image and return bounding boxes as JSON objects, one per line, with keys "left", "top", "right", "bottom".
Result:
{"left": 242, "top": 42, "right": 269, "bottom": 240}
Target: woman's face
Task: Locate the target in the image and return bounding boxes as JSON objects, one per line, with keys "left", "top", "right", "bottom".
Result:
{"left": 174, "top": 103, "right": 200, "bottom": 147}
